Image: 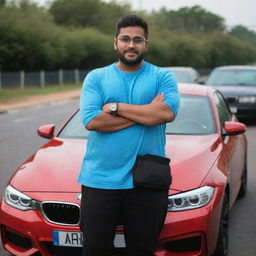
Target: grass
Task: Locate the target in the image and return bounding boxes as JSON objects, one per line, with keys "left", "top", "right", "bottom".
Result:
{"left": 0, "top": 83, "right": 81, "bottom": 103}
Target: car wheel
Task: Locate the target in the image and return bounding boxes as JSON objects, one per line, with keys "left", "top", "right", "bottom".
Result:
{"left": 238, "top": 161, "right": 247, "bottom": 198}
{"left": 213, "top": 193, "right": 229, "bottom": 256}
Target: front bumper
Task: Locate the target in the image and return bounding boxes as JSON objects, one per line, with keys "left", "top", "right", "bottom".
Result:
{"left": 0, "top": 187, "right": 223, "bottom": 256}
{"left": 229, "top": 103, "right": 256, "bottom": 120}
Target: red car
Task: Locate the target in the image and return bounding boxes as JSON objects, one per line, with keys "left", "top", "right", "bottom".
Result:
{"left": 0, "top": 84, "right": 247, "bottom": 256}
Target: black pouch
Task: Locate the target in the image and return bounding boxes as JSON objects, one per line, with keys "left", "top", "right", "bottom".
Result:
{"left": 132, "top": 154, "right": 171, "bottom": 190}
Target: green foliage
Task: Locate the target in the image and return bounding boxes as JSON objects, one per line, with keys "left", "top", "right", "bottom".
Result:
{"left": 202, "top": 32, "right": 256, "bottom": 67}
{"left": 94, "top": 1, "right": 132, "bottom": 34}
{"left": 167, "top": 34, "right": 208, "bottom": 68}
{"left": 229, "top": 25, "right": 256, "bottom": 46}
{"left": 0, "top": 2, "right": 66, "bottom": 70}
{"left": 49, "top": 0, "right": 102, "bottom": 28}
{"left": 0, "top": 1, "right": 256, "bottom": 71}
{"left": 146, "top": 37, "right": 170, "bottom": 66}
{"left": 150, "top": 5, "right": 225, "bottom": 32}
{"left": 145, "top": 30, "right": 207, "bottom": 68}
{"left": 49, "top": 0, "right": 131, "bottom": 33}
{"left": 62, "top": 28, "right": 115, "bottom": 69}
{"left": 0, "top": 0, "right": 6, "bottom": 6}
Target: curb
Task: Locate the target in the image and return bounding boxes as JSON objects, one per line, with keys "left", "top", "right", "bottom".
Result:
{"left": 0, "top": 89, "right": 81, "bottom": 114}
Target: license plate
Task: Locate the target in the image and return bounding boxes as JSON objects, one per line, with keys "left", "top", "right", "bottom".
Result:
{"left": 53, "top": 231, "right": 126, "bottom": 248}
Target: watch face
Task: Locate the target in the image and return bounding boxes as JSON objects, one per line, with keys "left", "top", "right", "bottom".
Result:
{"left": 110, "top": 103, "right": 117, "bottom": 112}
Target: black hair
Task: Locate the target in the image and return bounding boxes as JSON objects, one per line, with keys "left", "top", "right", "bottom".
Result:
{"left": 115, "top": 14, "right": 148, "bottom": 39}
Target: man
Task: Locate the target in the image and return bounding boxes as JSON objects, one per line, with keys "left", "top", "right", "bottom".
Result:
{"left": 78, "top": 14, "right": 180, "bottom": 256}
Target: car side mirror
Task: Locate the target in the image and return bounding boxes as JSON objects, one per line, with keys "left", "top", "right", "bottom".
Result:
{"left": 37, "top": 124, "right": 55, "bottom": 139}
{"left": 223, "top": 121, "right": 246, "bottom": 136}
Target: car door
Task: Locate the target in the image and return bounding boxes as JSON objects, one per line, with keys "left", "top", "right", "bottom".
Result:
{"left": 213, "top": 91, "right": 246, "bottom": 205}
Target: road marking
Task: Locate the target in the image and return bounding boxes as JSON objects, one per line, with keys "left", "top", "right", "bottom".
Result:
{"left": 13, "top": 117, "right": 33, "bottom": 123}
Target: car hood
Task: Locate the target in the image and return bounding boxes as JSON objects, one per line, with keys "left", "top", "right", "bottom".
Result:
{"left": 10, "top": 138, "right": 85, "bottom": 193}
{"left": 10, "top": 135, "right": 222, "bottom": 194}
{"left": 166, "top": 134, "right": 221, "bottom": 192}
{"left": 211, "top": 85, "right": 256, "bottom": 97}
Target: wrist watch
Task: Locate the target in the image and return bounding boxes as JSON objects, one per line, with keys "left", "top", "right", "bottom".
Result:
{"left": 109, "top": 103, "right": 118, "bottom": 115}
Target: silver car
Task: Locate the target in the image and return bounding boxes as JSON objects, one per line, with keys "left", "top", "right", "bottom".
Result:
{"left": 165, "top": 67, "right": 200, "bottom": 83}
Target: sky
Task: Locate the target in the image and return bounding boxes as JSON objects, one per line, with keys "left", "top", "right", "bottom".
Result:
{"left": 37, "top": 0, "right": 256, "bottom": 30}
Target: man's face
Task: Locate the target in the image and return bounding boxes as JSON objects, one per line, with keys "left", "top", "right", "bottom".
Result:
{"left": 114, "top": 26, "right": 147, "bottom": 66}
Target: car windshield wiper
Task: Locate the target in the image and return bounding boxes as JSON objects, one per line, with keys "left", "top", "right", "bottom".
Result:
{"left": 236, "top": 83, "right": 256, "bottom": 86}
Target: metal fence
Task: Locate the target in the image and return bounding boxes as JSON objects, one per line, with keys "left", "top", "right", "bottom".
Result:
{"left": 0, "top": 69, "right": 90, "bottom": 90}
{"left": 0, "top": 68, "right": 212, "bottom": 91}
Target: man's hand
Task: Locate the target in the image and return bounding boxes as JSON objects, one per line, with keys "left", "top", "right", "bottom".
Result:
{"left": 102, "top": 103, "right": 113, "bottom": 114}
{"left": 151, "top": 93, "right": 164, "bottom": 104}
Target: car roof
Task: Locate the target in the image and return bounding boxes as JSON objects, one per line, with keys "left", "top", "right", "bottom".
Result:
{"left": 213, "top": 65, "right": 256, "bottom": 71}
{"left": 178, "top": 83, "right": 213, "bottom": 96}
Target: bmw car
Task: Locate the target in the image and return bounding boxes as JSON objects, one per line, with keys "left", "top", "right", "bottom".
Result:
{"left": 205, "top": 65, "right": 256, "bottom": 120}
{"left": 0, "top": 84, "right": 247, "bottom": 256}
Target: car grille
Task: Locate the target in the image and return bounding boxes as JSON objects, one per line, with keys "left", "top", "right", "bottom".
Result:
{"left": 41, "top": 202, "right": 80, "bottom": 225}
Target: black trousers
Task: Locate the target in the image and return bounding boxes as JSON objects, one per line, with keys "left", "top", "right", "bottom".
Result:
{"left": 80, "top": 186, "right": 168, "bottom": 256}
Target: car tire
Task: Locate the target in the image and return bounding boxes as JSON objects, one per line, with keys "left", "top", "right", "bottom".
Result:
{"left": 238, "top": 161, "right": 247, "bottom": 198}
{"left": 213, "top": 193, "right": 229, "bottom": 256}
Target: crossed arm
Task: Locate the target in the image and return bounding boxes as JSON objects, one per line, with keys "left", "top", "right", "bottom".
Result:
{"left": 86, "top": 93, "right": 175, "bottom": 132}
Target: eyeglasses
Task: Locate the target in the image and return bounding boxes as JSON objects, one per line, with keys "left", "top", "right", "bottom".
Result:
{"left": 117, "top": 36, "right": 148, "bottom": 45}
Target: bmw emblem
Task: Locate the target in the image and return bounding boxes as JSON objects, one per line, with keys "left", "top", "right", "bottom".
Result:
{"left": 77, "top": 193, "right": 82, "bottom": 201}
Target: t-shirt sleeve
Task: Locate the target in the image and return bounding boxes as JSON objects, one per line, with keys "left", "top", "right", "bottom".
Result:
{"left": 158, "top": 69, "right": 180, "bottom": 117}
{"left": 79, "top": 70, "right": 103, "bottom": 127}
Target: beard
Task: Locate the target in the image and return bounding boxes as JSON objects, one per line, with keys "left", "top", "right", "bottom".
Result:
{"left": 115, "top": 48, "right": 145, "bottom": 66}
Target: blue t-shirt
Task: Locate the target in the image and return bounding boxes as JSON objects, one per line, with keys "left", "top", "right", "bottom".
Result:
{"left": 78, "top": 62, "right": 180, "bottom": 189}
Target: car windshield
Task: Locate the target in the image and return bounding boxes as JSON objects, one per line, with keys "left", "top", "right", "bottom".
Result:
{"left": 171, "top": 70, "right": 191, "bottom": 83}
{"left": 166, "top": 95, "right": 216, "bottom": 135}
{"left": 58, "top": 95, "right": 216, "bottom": 139}
{"left": 206, "top": 69, "right": 256, "bottom": 86}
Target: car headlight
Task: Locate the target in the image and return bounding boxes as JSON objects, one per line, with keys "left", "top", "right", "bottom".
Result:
{"left": 239, "top": 96, "right": 256, "bottom": 103}
{"left": 5, "top": 185, "right": 40, "bottom": 211}
{"left": 168, "top": 186, "right": 214, "bottom": 212}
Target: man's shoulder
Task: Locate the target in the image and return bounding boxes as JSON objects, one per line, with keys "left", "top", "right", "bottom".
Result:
{"left": 84, "top": 64, "right": 115, "bottom": 84}
{"left": 145, "top": 62, "right": 172, "bottom": 77}
{"left": 88, "top": 64, "right": 114, "bottom": 76}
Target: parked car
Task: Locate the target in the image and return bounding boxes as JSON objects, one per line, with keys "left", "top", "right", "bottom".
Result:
{"left": 165, "top": 67, "right": 200, "bottom": 83}
{"left": 205, "top": 65, "right": 256, "bottom": 120}
{"left": 0, "top": 84, "right": 247, "bottom": 256}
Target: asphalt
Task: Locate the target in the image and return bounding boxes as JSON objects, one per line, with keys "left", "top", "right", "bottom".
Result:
{"left": 0, "top": 88, "right": 81, "bottom": 114}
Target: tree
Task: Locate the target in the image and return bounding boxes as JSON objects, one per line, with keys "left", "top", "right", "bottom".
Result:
{"left": 94, "top": 1, "right": 131, "bottom": 34}
{"left": 0, "top": 3, "right": 66, "bottom": 70}
{"left": 49, "top": 0, "right": 102, "bottom": 28}
{"left": 49, "top": 0, "right": 131, "bottom": 33}
{"left": 203, "top": 32, "right": 256, "bottom": 68}
{"left": 229, "top": 25, "right": 256, "bottom": 46}
{"left": 62, "top": 28, "right": 115, "bottom": 69}
{"left": 0, "top": 0, "right": 6, "bottom": 7}
{"left": 150, "top": 5, "right": 225, "bottom": 32}
{"left": 1, "top": 1, "right": 256, "bottom": 71}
